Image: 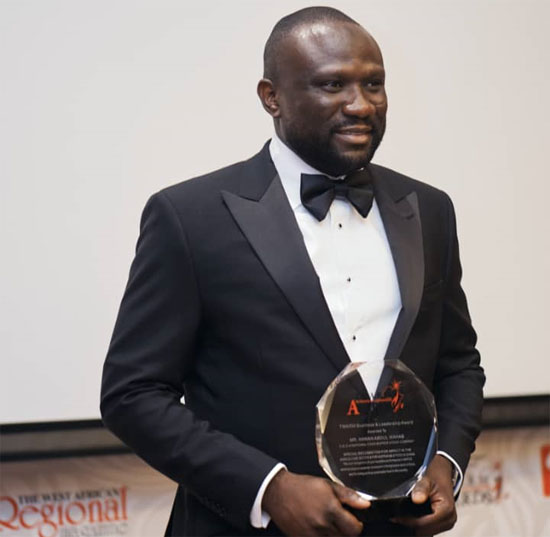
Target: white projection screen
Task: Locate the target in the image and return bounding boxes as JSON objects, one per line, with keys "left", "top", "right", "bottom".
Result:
{"left": 1, "top": 0, "right": 549, "bottom": 424}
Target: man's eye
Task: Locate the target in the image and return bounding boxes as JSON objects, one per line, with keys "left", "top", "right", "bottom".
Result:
{"left": 364, "top": 79, "right": 384, "bottom": 90}
{"left": 322, "top": 80, "right": 343, "bottom": 90}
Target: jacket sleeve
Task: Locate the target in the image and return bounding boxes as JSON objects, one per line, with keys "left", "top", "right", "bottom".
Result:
{"left": 100, "top": 191, "right": 279, "bottom": 531}
{"left": 434, "top": 194, "right": 485, "bottom": 474}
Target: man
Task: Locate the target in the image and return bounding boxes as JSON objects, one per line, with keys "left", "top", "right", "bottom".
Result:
{"left": 101, "top": 7, "right": 484, "bottom": 537}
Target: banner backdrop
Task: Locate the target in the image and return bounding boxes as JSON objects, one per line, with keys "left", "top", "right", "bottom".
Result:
{"left": 447, "top": 426, "right": 550, "bottom": 537}
{"left": 0, "top": 454, "right": 176, "bottom": 537}
{"left": 1, "top": 426, "right": 549, "bottom": 537}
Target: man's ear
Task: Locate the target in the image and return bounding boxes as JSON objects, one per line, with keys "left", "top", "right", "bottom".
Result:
{"left": 257, "top": 78, "right": 281, "bottom": 118}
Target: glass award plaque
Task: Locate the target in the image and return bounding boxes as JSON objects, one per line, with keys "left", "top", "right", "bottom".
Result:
{"left": 316, "top": 359, "right": 437, "bottom": 519}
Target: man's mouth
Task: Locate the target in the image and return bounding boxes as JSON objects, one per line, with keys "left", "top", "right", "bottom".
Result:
{"left": 333, "top": 126, "right": 373, "bottom": 144}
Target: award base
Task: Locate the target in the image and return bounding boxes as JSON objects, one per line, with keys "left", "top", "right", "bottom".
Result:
{"left": 347, "top": 497, "right": 432, "bottom": 523}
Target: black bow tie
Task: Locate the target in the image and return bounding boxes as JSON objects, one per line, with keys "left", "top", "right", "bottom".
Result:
{"left": 300, "top": 169, "right": 374, "bottom": 221}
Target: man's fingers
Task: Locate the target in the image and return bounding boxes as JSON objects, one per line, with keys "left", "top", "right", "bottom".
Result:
{"left": 411, "top": 476, "right": 431, "bottom": 504}
{"left": 393, "top": 514, "right": 437, "bottom": 537}
{"left": 393, "top": 491, "right": 456, "bottom": 535}
{"left": 327, "top": 484, "right": 368, "bottom": 536}
{"left": 394, "top": 455, "right": 457, "bottom": 535}
{"left": 332, "top": 483, "right": 371, "bottom": 510}
{"left": 328, "top": 503, "right": 364, "bottom": 536}
{"left": 263, "top": 472, "right": 368, "bottom": 536}
{"left": 394, "top": 509, "right": 456, "bottom": 536}
{"left": 304, "top": 485, "right": 364, "bottom": 537}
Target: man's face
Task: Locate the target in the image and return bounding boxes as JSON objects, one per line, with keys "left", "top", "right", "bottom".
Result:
{"left": 269, "top": 22, "right": 387, "bottom": 176}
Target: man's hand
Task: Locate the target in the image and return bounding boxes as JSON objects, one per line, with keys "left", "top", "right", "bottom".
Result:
{"left": 262, "top": 469, "right": 370, "bottom": 536}
{"left": 393, "top": 455, "right": 457, "bottom": 536}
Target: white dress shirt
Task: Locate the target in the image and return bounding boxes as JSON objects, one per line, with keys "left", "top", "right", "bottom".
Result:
{"left": 249, "top": 134, "right": 462, "bottom": 528}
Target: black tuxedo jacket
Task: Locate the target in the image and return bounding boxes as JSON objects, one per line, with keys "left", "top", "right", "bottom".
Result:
{"left": 101, "top": 142, "right": 484, "bottom": 536}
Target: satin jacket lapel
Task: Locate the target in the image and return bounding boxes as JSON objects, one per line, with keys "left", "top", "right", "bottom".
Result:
{"left": 370, "top": 165, "right": 425, "bottom": 361}
{"left": 222, "top": 162, "right": 350, "bottom": 374}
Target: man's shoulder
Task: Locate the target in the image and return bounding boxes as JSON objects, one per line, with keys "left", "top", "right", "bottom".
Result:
{"left": 156, "top": 143, "right": 271, "bottom": 207}
{"left": 370, "top": 162, "right": 451, "bottom": 203}
{"left": 160, "top": 159, "right": 248, "bottom": 201}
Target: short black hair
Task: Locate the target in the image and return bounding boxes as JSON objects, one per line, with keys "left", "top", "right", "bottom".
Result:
{"left": 263, "top": 6, "right": 360, "bottom": 81}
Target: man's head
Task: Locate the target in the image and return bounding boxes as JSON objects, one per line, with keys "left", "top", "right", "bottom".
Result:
{"left": 258, "top": 7, "right": 387, "bottom": 176}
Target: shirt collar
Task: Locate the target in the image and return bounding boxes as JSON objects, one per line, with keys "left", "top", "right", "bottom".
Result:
{"left": 269, "top": 132, "right": 342, "bottom": 210}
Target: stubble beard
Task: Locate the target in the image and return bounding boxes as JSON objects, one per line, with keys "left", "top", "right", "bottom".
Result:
{"left": 283, "top": 122, "right": 386, "bottom": 177}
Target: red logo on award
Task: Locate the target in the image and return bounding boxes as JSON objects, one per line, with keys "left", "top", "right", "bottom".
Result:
{"left": 541, "top": 444, "right": 550, "bottom": 497}
{"left": 347, "top": 379, "right": 404, "bottom": 416}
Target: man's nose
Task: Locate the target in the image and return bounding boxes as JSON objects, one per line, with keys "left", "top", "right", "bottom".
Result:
{"left": 342, "top": 86, "right": 376, "bottom": 117}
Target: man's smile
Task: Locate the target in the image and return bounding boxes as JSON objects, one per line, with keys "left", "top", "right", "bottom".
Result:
{"left": 333, "top": 125, "right": 373, "bottom": 145}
